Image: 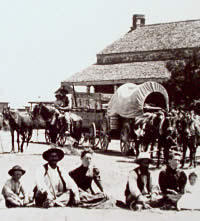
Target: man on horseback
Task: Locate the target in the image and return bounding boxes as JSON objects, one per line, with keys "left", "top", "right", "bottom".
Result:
{"left": 53, "top": 90, "right": 73, "bottom": 133}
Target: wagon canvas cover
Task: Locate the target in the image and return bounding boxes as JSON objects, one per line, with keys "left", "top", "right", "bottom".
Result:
{"left": 107, "top": 81, "right": 169, "bottom": 118}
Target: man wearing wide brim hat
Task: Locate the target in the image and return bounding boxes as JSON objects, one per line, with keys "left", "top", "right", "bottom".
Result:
{"left": 124, "top": 153, "right": 159, "bottom": 211}
{"left": 34, "top": 147, "right": 80, "bottom": 208}
{"left": 2, "top": 165, "right": 29, "bottom": 208}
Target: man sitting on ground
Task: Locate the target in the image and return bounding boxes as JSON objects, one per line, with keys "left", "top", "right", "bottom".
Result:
{"left": 159, "top": 152, "right": 187, "bottom": 209}
{"left": 34, "top": 147, "right": 80, "bottom": 208}
{"left": 69, "top": 149, "right": 114, "bottom": 208}
{"left": 124, "top": 153, "right": 159, "bottom": 211}
{"left": 2, "top": 165, "right": 29, "bottom": 208}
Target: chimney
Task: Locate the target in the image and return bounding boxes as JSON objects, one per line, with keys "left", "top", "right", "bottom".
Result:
{"left": 131, "top": 14, "right": 145, "bottom": 30}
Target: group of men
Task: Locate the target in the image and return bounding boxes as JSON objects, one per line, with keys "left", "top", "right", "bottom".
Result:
{"left": 1, "top": 147, "right": 112, "bottom": 209}
{"left": 1, "top": 147, "right": 193, "bottom": 211}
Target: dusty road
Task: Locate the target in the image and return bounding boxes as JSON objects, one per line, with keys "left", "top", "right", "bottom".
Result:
{"left": 0, "top": 130, "right": 200, "bottom": 221}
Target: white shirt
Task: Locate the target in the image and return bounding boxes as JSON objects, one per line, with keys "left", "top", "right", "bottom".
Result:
{"left": 35, "top": 164, "right": 79, "bottom": 200}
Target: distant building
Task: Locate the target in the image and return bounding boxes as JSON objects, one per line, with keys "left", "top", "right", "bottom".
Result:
{"left": 28, "top": 101, "right": 54, "bottom": 111}
{"left": 62, "top": 15, "right": 200, "bottom": 94}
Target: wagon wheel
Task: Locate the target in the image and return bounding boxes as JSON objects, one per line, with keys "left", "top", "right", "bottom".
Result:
{"left": 99, "top": 119, "right": 109, "bottom": 152}
{"left": 57, "top": 133, "right": 67, "bottom": 147}
{"left": 89, "top": 122, "right": 100, "bottom": 148}
{"left": 45, "top": 129, "right": 51, "bottom": 144}
{"left": 120, "top": 123, "right": 131, "bottom": 155}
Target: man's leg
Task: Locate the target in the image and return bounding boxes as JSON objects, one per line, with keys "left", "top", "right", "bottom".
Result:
{"left": 5, "top": 197, "right": 22, "bottom": 208}
{"left": 34, "top": 190, "right": 48, "bottom": 207}
{"left": 125, "top": 194, "right": 142, "bottom": 211}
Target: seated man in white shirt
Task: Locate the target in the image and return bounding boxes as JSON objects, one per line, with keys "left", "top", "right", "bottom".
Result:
{"left": 34, "top": 147, "right": 80, "bottom": 208}
{"left": 2, "top": 165, "right": 29, "bottom": 208}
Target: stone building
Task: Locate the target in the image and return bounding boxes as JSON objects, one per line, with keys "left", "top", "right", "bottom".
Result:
{"left": 62, "top": 15, "right": 200, "bottom": 94}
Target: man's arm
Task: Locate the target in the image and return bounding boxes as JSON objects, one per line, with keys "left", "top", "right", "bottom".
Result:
{"left": 35, "top": 167, "right": 54, "bottom": 200}
{"left": 158, "top": 170, "right": 168, "bottom": 194}
{"left": 179, "top": 171, "right": 187, "bottom": 194}
{"left": 63, "top": 173, "right": 80, "bottom": 204}
{"left": 93, "top": 167, "right": 104, "bottom": 192}
{"left": 128, "top": 171, "right": 142, "bottom": 198}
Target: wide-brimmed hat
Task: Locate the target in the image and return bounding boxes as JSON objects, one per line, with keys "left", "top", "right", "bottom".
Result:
{"left": 8, "top": 165, "right": 26, "bottom": 176}
{"left": 134, "top": 152, "right": 154, "bottom": 165}
{"left": 42, "top": 147, "right": 64, "bottom": 161}
{"left": 55, "top": 91, "right": 64, "bottom": 97}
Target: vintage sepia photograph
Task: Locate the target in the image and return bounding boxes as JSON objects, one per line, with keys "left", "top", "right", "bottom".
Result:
{"left": 0, "top": 0, "right": 200, "bottom": 220}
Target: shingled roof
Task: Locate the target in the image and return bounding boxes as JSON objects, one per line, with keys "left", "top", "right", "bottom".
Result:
{"left": 63, "top": 18, "right": 200, "bottom": 86}
{"left": 63, "top": 61, "right": 170, "bottom": 85}
{"left": 98, "top": 19, "right": 200, "bottom": 55}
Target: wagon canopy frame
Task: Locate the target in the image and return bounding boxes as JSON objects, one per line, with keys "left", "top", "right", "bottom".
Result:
{"left": 107, "top": 81, "right": 169, "bottom": 118}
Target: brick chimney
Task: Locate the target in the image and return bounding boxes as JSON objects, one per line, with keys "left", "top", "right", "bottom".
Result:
{"left": 131, "top": 14, "right": 145, "bottom": 30}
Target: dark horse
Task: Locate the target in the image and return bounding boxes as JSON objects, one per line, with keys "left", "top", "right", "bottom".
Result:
{"left": 32, "top": 103, "right": 82, "bottom": 145}
{"left": 2, "top": 107, "right": 33, "bottom": 152}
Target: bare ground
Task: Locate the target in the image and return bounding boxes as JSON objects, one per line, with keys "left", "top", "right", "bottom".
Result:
{"left": 0, "top": 130, "right": 200, "bottom": 221}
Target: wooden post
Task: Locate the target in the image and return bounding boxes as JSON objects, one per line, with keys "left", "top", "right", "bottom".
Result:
{"left": 86, "top": 86, "right": 91, "bottom": 94}
{"left": 114, "top": 85, "right": 118, "bottom": 93}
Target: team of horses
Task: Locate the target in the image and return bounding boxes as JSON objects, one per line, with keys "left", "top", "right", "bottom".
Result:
{"left": 130, "top": 109, "right": 200, "bottom": 168}
{"left": 2, "top": 103, "right": 82, "bottom": 153}
{"left": 1, "top": 104, "right": 200, "bottom": 168}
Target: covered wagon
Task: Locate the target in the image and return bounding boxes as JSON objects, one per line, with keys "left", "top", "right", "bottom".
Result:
{"left": 99, "top": 81, "right": 169, "bottom": 155}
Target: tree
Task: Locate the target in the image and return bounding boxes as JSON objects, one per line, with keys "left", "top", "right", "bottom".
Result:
{"left": 164, "top": 49, "right": 200, "bottom": 108}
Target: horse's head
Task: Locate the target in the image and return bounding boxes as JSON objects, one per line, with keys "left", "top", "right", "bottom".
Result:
{"left": 2, "top": 106, "right": 11, "bottom": 120}
{"left": 159, "top": 111, "right": 178, "bottom": 137}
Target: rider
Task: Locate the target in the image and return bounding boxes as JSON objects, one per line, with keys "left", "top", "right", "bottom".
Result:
{"left": 53, "top": 89, "right": 73, "bottom": 133}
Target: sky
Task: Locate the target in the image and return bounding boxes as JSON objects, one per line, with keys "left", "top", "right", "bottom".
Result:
{"left": 0, "top": 0, "right": 200, "bottom": 108}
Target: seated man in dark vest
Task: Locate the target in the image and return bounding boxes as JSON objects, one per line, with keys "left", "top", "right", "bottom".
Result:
{"left": 34, "top": 147, "right": 80, "bottom": 208}
{"left": 159, "top": 152, "right": 187, "bottom": 210}
{"left": 125, "top": 153, "right": 159, "bottom": 211}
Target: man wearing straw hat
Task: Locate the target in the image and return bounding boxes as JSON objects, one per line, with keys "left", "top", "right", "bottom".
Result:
{"left": 34, "top": 147, "right": 80, "bottom": 208}
{"left": 2, "top": 165, "right": 29, "bottom": 208}
{"left": 124, "top": 152, "right": 159, "bottom": 211}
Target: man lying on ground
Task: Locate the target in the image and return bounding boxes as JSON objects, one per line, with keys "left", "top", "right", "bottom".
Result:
{"left": 2, "top": 165, "right": 29, "bottom": 208}
{"left": 34, "top": 147, "right": 80, "bottom": 208}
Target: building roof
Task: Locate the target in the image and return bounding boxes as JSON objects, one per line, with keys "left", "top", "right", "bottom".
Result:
{"left": 98, "top": 19, "right": 200, "bottom": 55}
{"left": 63, "top": 60, "right": 170, "bottom": 86}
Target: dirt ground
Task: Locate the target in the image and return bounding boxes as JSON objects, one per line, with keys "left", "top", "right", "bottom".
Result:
{"left": 0, "top": 130, "right": 200, "bottom": 221}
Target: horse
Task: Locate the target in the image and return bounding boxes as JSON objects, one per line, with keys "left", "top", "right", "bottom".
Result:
{"left": 135, "top": 110, "right": 178, "bottom": 168}
{"left": 32, "top": 103, "right": 82, "bottom": 145}
{"left": 32, "top": 103, "right": 60, "bottom": 144}
{"left": 2, "top": 107, "right": 33, "bottom": 152}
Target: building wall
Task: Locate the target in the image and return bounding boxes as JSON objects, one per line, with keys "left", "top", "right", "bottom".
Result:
{"left": 97, "top": 48, "right": 197, "bottom": 65}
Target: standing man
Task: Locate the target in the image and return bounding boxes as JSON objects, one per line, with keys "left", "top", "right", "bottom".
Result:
{"left": 159, "top": 152, "right": 187, "bottom": 209}
{"left": 34, "top": 147, "right": 80, "bottom": 208}
{"left": 2, "top": 165, "right": 29, "bottom": 208}
{"left": 124, "top": 153, "right": 159, "bottom": 211}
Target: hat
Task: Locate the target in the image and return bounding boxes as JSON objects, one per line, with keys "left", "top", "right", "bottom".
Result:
{"left": 134, "top": 152, "right": 154, "bottom": 165}
{"left": 55, "top": 91, "right": 63, "bottom": 97}
{"left": 42, "top": 147, "right": 64, "bottom": 161}
{"left": 8, "top": 165, "right": 26, "bottom": 176}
